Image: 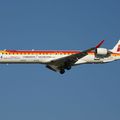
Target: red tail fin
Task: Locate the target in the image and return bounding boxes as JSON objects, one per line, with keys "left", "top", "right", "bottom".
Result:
{"left": 111, "top": 40, "right": 120, "bottom": 53}
{"left": 117, "top": 45, "right": 120, "bottom": 52}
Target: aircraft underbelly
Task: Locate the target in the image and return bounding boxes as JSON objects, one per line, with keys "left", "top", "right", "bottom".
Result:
{"left": 75, "top": 55, "right": 114, "bottom": 65}
{"left": 0, "top": 55, "right": 60, "bottom": 64}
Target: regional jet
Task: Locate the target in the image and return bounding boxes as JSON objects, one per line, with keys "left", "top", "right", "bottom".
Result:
{"left": 0, "top": 40, "right": 120, "bottom": 74}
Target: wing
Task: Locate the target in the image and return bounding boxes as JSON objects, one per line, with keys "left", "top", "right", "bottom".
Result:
{"left": 46, "top": 40, "right": 104, "bottom": 73}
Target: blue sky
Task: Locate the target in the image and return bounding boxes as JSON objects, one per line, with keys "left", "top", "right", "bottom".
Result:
{"left": 0, "top": 0, "right": 120, "bottom": 120}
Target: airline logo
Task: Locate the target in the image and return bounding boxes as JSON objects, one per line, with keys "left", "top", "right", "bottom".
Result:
{"left": 117, "top": 45, "right": 120, "bottom": 52}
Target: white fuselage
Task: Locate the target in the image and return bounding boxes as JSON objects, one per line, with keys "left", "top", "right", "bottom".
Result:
{"left": 0, "top": 50, "right": 120, "bottom": 65}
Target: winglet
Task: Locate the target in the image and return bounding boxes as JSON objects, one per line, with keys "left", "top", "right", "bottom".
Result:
{"left": 95, "top": 40, "right": 105, "bottom": 48}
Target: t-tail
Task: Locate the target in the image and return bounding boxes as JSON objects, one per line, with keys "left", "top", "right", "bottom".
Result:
{"left": 111, "top": 40, "right": 120, "bottom": 53}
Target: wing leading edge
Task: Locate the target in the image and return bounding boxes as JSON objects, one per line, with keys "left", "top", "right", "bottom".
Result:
{"left": 46, "top": 40, "right": 104, "bottom": 74}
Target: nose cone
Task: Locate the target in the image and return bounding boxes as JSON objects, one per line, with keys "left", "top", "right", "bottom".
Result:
{"left": 0, "top": 51, "right": 3, "bottom": 58}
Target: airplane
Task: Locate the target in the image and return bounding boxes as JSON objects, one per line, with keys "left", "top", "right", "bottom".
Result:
{"left": 0, "top": 40, "right": 120, "bottom": 74}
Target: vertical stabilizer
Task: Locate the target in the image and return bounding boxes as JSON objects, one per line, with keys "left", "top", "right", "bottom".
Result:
{"left": 111, "top": 40, "right": 120, "bottom": 53}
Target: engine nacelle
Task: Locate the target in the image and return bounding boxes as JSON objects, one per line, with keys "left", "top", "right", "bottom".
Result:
{"left": 95, "top": 48, "right": 108, "bottom": 58}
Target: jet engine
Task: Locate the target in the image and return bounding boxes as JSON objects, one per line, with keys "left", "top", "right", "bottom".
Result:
{"left": 95, "top": 48, "right": 109, "bottom": 58}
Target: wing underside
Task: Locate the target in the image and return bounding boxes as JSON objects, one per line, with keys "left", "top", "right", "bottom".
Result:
{"left": 46, "top": 40, "right": 104, "bottom": 74}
